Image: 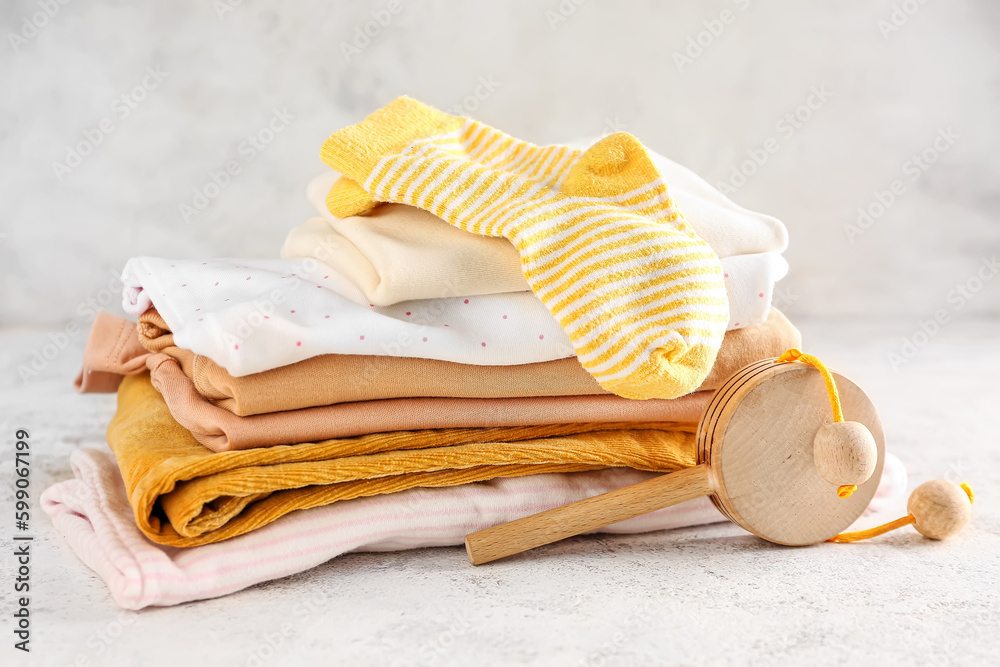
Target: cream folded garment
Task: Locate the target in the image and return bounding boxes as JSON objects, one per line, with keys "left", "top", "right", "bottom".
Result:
{"left": 284, "top": 143, "right": 789, "bottom": 307}
{"left": 284, "top": 211, "right": 787, "bottom": 327}
{"left": 121, "top": 253, "right": 785, "bottom": 377}
{"left": 42, "top": 447, "right": 906, "bottom": 610}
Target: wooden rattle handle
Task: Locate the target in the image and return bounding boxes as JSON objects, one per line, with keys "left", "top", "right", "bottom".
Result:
{"left": 465, "top": 464, "right": 714, "bottom": 565}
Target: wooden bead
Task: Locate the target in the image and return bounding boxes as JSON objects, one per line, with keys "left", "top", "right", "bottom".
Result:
{"left": 908, "top": 479, "right": 972, "bottom": 540}
{"left": 813, "top": 421, "right": 878, "bottom": 486}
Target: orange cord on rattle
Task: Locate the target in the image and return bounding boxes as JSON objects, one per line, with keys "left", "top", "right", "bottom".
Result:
{"left": 776, "top": 348, "right": 857, "bottom": 498}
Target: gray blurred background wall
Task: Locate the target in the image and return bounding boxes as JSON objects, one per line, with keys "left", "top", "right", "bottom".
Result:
{"left": 2, "top": 0, "right": 998, "bottom": 328}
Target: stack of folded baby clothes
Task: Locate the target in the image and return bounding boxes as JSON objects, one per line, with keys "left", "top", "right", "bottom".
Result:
{"left": 43, "top": 97, "right": 906, "bottom": 609}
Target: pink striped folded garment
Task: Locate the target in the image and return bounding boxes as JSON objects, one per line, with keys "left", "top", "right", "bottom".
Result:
{"left": 41, "top": 448, "right": 908, "bottom": 609}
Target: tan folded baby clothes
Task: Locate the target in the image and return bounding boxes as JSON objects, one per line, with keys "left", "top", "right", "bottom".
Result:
{"left": 134, "top": 307, "right": 801, "bottom": 416}
{"left": 146, "top": 351, "right": 711, "bottom": 451}
{"left": 77, "top": 311, "right": 798, "bottom": 451}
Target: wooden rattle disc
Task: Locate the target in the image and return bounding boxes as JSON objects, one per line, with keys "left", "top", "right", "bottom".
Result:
{"left": 465, "top": 357, "right": 886, "bottom": 564}
{"left": 696, "top": 359, "right": 884, "bottom": 545}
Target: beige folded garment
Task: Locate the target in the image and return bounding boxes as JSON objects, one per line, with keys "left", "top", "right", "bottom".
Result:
{"left": 282, "top": 150, "right": 789, "bottom": 306}
{"left": 283, "top": 205, "right": 527, "bottom": 306}
{"left": 134, "top": 308, "right": 800, "bottom": 416}
{"left": 146, "top": 350, "right": 712, "bottom": 451}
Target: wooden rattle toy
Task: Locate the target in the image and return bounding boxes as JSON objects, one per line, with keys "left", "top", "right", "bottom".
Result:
{"left": 465, "top": 349, "right": 974, "bottom": 565}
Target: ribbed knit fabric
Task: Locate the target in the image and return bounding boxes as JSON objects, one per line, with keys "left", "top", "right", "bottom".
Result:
{"left": 106, "top": 373, "right": 700, "bottom": 547}
{"left": 319, "top": 97, "right": 728, "bottom": 399}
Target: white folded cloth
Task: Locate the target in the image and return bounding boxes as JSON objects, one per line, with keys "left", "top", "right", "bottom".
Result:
{"left": 121, "top": 251, "right": 784, "bottom": 377}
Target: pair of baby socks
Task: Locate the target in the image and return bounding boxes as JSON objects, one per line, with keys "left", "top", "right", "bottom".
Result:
{"left": 319, "top": 97, "right": 728, "bottom": 399}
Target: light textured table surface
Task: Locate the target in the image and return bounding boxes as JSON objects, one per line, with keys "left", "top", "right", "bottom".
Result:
{"left": 1, "top": 317, "right": 998, "bottom": 667}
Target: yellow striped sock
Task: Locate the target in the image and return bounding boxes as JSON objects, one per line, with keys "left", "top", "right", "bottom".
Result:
{"left": 320, "top": 96, "right": 728, "bottom": 399}
{"left": 326, "top": 121, "right": 583, "bottom": 218}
